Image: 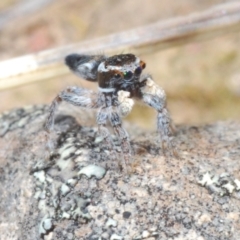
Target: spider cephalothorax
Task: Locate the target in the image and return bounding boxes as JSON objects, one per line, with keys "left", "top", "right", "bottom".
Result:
{"left": 45, "top": 53, "right": 175, "bottom": 170}
{"left": 97, "top": 54, "right": 146, "bottom": 98}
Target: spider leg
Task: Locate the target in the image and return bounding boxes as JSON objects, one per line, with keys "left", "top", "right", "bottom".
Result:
{"left": 109, "top": 110, "right": 131, "bottom": 169}
{"left": 45, "top": 86, "right": 99, "bottom": 132}
{"left": 43, "top": 86, "right": 100, "bottom": 161}
{"left": 96, "top": 107, "right": 121, "bottom": 168}
{"left": 97, "top": 92, "right": 133, "bottom": 170}
{"left": 140, "top": 76, "right": 177, "bottom": 157}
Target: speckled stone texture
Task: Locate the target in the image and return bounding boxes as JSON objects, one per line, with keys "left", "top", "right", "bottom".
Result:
{"left": 0, "top": 105, "right": 240, "bottom": 240}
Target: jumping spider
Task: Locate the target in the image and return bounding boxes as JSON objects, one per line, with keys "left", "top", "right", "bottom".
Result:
{"left": 45, "top": 53, "right": 175, "bottom": 168}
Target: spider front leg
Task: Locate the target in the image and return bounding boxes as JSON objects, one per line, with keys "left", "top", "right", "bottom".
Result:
{"left": 109, "top": 110, "right": 131, "bottom": 169}
{"left": 97, "top": 108, "right": 116, "bottom": 153}
{"left": 140, "top": 76, "right": 177, "bottom": 157}
{"left": 44, "top": 86, "right": 99, "bottom": 132}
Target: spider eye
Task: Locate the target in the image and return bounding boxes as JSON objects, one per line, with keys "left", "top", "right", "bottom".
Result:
{"left": 134, "top": 67, "right": 142, "bottom": 76}
{"left": 124, "top": 71, "right": 133, "bottom": 80}
{"left": 114, "top": 73, "right": 121, "bottom": 79}
{"left": 141, "top": 61, "right": 146, "bottom": 69}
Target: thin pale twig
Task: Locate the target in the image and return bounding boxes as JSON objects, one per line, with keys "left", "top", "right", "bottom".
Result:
{"left": 0, "top": 2, "right": 240, "bottom": 90}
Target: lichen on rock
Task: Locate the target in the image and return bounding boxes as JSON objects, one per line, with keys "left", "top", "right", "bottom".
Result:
{"left": 1, "top": 105, "right": 240, "bottom": 239}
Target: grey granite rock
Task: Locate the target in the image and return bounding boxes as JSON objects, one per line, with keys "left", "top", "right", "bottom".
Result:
{"left": 0, "top": 105, "right": 240, "bottom": 240}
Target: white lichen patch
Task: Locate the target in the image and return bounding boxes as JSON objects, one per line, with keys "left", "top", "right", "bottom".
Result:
{"left": 78, "top": 164, "right": 106, "bottom": 179}
{"left": 198, "top": 172, "right": 240, "bottom": 196}
{"left": 141, "top": 230, "right": 150, "bottom": 238}
{"left": 94, "top": 136, "right": 104, "bottom": 144}
{"left": 17, "top": 116, "right": 29, "bottom": 127}
{"left": 74, "top": 149, "right": 82, "bottom": 155}
{"left": 55, "top": 154, "right": 75, "bottom": 171}
{"left": 198, "top": 172, "right": 214, "bottom": 186}
{"left": 33, "top": 170, "right": 46, "bottom": 183}
{"left": 106, "top": 218, "right": 118, "bottom": 227}
{"left": 110, "top": 233, "right": 124, "bottom": 240}
{"left": 62, "top": 212, "right": 71, "bottom": 219}
{"left": 234, "top": 179, "right": 240, "bottom": 190}
{"left": 70, "top": 197, "right": 92, "bottom": 220}
{"left": 39, "top": 216, "right": 53, "bottom": 235}
{"left": 58, "top": 144, "right": 76, "bottom": 160}
{"left": 222, "top": 182, "right": 235, "bottom": 194}
{"left": 31, "top": 126, "right": 112, "bottom": 238}
{"left": 34, "top": 190, "right": 42, "bottom": 200}
{"left": 67, "top": 178, "right": 78, "bottom": 187}
{"left": 74, "top": 149, "right": 90, "bottom": 163}
{"left": 60, "top": 184, "right": 71, "bottom": 196}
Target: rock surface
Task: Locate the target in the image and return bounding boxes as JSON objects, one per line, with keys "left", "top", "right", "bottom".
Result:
{"left": 0, "top": 105, "right": 240, "bottom": 240}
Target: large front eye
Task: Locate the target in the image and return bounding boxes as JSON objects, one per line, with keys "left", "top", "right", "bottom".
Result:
{"left": 140, "top": 61, "right": 146, "bottom": 69}
{"left": 134, "top": 67, "right": 142, "bottom": 76}
{"left": 124, "top": 71, "right": 133, "bottom": 80}
{"left": 114, "top": 73, "right": 121, "bottom": 79}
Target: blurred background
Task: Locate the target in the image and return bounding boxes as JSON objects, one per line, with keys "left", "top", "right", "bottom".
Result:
{"left": 0, "top": 0, "right": 240, "bottom": 129}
